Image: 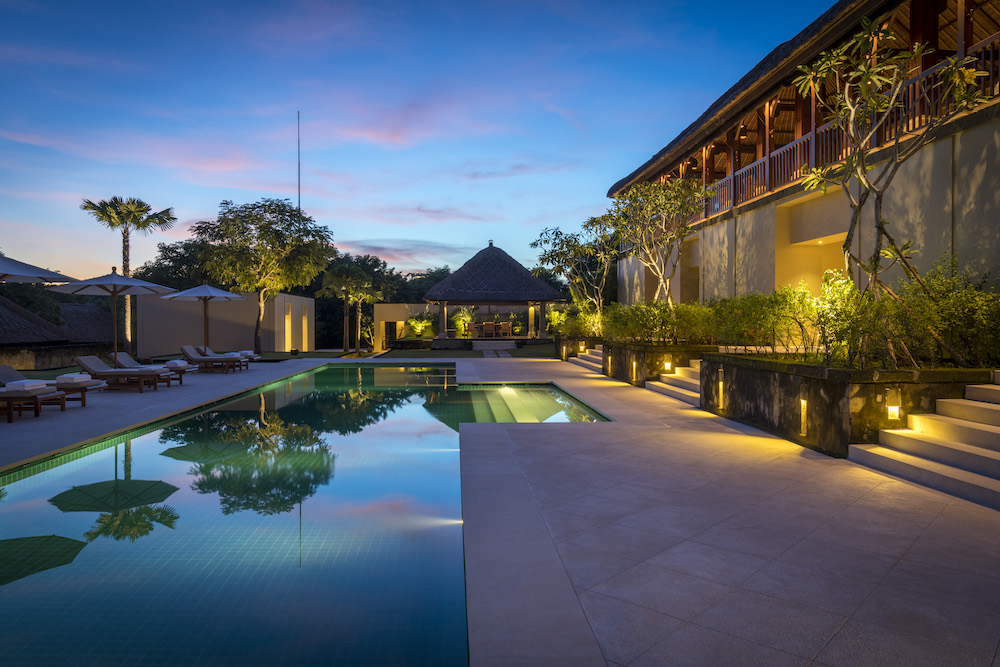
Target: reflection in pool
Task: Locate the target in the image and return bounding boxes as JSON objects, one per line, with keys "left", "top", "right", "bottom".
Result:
{"left": 0, "top": 365, "right": 604, "bottom": 665}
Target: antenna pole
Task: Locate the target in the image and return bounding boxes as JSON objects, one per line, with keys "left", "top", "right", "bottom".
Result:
{"left": 297, "top": 110, "right": 302, "bottom": 216}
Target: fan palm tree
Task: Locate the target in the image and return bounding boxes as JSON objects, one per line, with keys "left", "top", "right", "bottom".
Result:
{"left": 81, "top": 196, "right": 177, "bottom": 352}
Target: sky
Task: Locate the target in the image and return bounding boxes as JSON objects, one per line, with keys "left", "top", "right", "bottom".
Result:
{"left": 0, "top": 0, "right": 831, "bottom": 280}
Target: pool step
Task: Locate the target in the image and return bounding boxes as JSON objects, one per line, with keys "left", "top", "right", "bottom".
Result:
{"left": 483, "top": 389, "right": 516, "bottom": 422}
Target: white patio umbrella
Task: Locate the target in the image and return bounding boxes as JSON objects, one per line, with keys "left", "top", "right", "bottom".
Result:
{"left": 49, "top": 267, "right": 175, "bottom": 367}
{"left": 159, "top": 281, "right": 245, "bottom": 351}
{"left": 0, "top": 254, "right": 76, "bottom": 283}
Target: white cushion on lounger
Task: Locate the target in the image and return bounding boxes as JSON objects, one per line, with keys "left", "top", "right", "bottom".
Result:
{"left": 165, "top": 360, "right": 188, "bottom": 368}
{"left": 0, "top": 386, "right": 51, "bottom": 398}
{"left": 224, "top": 352, "right": 241, "bottom": 358}
{"left": 57, "top": 373, "right": 91, "bottom": 381}
{"left": 5, "top": 379, "right": 47, "bottom": 391}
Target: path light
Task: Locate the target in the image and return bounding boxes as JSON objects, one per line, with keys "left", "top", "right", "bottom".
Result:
{"left": 799, "top": 384, "right": 808, "bottom": 436}
{"left": 886, "top": 387, "right": 902, "bottom": 422}
{"left": 717, "top": 368, "right": 725, "bottom": 411}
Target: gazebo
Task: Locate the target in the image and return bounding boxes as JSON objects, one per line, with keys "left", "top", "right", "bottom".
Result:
{"left": 423, "top": 241, "right": 563, "bottom": 341}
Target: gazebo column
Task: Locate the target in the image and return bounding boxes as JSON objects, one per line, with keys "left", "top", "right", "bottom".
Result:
{"left": 438, "top": 301, "right": 448, "bottom": 339}
{"left": 538, "top": 301, "right": 548, "bottom": 339}
{"left": 528, "top": 302, "right": 536, "bottom": 338}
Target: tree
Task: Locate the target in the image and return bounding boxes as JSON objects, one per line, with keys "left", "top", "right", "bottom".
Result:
{"left": 319, "top": 262, "right": 369, "bottom": 352}
{"left": 191, "top": 199, "right": 335, "bottom": 353}
{"left": 532, "top": 214, "right": 617, "bottom": 313}
{"left": 609, "top": 178, "right": 712, "bottom": 304}
{"left": 132, "top": 239, "right": 213, "bottom": 289}
{"left": 81, "top": 196, "right": 176, "bottom": 351}
{"left": 794, "top": 16, "right": 985, "bottom": 291}
{"left": 793, "top": 17, "right": 986, "bottom": 366}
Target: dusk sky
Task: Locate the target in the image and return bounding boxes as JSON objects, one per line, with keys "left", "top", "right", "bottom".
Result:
{"left": 1, "top": 0, "right": 828, "bottom": 279}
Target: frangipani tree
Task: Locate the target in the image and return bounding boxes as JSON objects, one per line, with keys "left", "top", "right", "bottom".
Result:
{"left": 794, "top": 16, "right": 986, "bottom": 292}
{"left": 192, "top": 199, "right": 334, "bottom": 353}
{"left": 531, "top": 213, "right": 617, "bottom": 314}
{"left": 81, "top": 196, "right": 176, "bottom": 351}
{"left": 610, "top": 178, "right": 713, "bottom": 304}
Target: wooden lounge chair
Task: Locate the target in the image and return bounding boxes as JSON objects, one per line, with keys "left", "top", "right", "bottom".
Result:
{"left": 180, "top": 345, "right": 242, "bottom": 373}
{"left": 75, "top": 355, "right": 168, "bottom": 392}
{"left": 198, "top": 346, "right": 254, "bottom": 369}
{"left": 0, "top": 384, "right": 66, "bottom": 423}
{"left": 0, "top": 364, "right": 107, "bottom": 408}
{"left": 114, "top": 353, "right": 194, "bottom": 384}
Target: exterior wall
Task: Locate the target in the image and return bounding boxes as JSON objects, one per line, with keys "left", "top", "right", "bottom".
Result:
{"left": 373, "top": 303, "right": 433, "bottom": 352}
{"left": 734, "top": 203, "right": 776, "bottom": 295}
{"left": 700, "top": 219, "right": 735, "bottom": 300}
{"left": 136, "top": 292, "right": 314, "bottom": 358}
{"left": 617, "top": 255, "right": 651, "bottom": 305}
{"left": 692, "top": 113, "right": 1000, "bottom": 298}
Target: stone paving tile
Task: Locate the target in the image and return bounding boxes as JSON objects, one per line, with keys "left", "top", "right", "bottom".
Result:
{"left": 554, "top": 541, "right": 640, "bottom": 590}
{"left": 591, "top": 562, "right": 731, "bottom": 621}
{"left": 693, "top": 588, "right": 847, "bottom": 659}
{"left": 739, "top": 561, "right": 879, "bottom": 616}
{"left": 541, "top": 507, "right": 613, "bottom": 541}
{"left": 615, "top": 505, "right": 724, "bottom": 539}
{"left": 631, "top": 623, "right": 808, "bottom": 667}
{"left": 566, "top": 522, "right": 682, "bottom": 562}
{"left": 850, "top": 581, "right": 1000, "bottom": 655}
{"left": 773, "top": 538, "right": 899, "bottom": 584}
{"left": 578, "top": 590, "right": 683, "bottom": 665}
{"left": 814, "top": 619, "right": 996, "bottom": 666}
{"left": 552, "top": 494, "right": 647, "bottom": 523}
{"left": 646, "top": 540, "right": 770, "bottom": 586}
{"left": 689, "top": 520, "right": 811, "bottom": 559}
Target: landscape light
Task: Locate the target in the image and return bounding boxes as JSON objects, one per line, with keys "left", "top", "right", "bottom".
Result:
{"left": 799, "top": 384, "right": 808, "bottom": 436}
{"left": 664, "top": 355, "right": 673, "bottom": 372}
{"left": 886, "top": 387, "right": 902, "bottom": 421}
{"left": 717, "top": 368, "right": 724, "bottom": 410}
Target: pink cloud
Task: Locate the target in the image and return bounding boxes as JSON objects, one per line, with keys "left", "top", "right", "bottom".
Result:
{"left": 335, "top": 239, "right": 476, "bottom": 270}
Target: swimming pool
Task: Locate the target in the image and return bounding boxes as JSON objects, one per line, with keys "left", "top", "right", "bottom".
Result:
{"left": 0, "top": 365, "right": 605, "bottom": 665}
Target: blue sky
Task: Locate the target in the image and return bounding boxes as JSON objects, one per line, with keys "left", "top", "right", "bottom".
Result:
{"left": 1, "top": 0, "right": 829, "bottom": 278}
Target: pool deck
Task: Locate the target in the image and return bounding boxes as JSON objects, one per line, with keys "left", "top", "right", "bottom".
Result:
{"left": 4, "top": 357, "right": 1000, "bottom": 665}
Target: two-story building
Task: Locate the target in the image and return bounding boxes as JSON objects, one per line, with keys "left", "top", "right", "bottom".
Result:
{"left": 613, "top": 0, "right": 1000, "bottom": 304}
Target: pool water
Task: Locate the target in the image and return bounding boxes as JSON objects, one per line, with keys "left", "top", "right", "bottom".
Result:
{"left": 0, "top": 365, "right": 605, "bottom": 666}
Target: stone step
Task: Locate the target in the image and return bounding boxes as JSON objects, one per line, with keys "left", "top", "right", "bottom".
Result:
{"left": 937, "top": 398, "right": 1000, "bottom": 427}
{"left": 659, "top": 373, "right": 700, "bottom": 393}
{"left": 850, "top": 444, "right": 1000, "bottom": 510}
{"left": 908, "top": 413, "right": 1000, "bottom": 451}
{"left": 689, "top": 359, "right": 701, "bottom": 371}
{"left": 965, "top": 384, "right": 1000, "bottom": 405}
{"left": 880, "top": 429, "right": 1000, "bottom": 479}
{"left": 569, "top": 356, "right": 602, "bottom": 373}
{"left": 676, "top": 366, "right": 700, "bottom": 381}
{"left": 646, "top": 380, "right": 700, "bottom": 407}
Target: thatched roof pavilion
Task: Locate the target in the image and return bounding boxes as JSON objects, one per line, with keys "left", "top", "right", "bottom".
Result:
{"left": 423, "top": 242, "right": 563, "bottom": 339}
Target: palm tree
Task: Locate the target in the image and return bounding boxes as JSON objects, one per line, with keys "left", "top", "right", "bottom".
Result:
{"left": 81, "top": 196, "right": 176, "bottom": 352}
{"left": 319, "top": 264, "right": 368, "bottom": 353}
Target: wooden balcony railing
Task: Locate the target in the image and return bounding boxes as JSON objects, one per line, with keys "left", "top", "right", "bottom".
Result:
{"left": 688, "top": 30, "right": 1000, "bottom": 225}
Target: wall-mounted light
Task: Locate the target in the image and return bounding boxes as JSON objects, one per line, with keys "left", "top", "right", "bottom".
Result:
{"left": 579, "top": 342, "right": 586, "bottom": 353}
{"left": 663, "top": 354, "right": 673, "bottom": 373}
{"left": 886, "top": 387, "right": 902, "bottom": 421}
{"left": 632, "top": 360, "right": 637, "bottom": 383}
{"left": 799, "top": 384, "right": 808, "bottom": 437}
{"left": 717, "top": 368, "right": 724, "bottom": 411}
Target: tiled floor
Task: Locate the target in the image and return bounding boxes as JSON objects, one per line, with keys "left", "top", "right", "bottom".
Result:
{"left": 458, "top": 358, "right": 1000, "bottom": 666}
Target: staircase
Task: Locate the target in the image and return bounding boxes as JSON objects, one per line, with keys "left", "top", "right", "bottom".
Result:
{"left": 569, "top": 345, "right": 603, "bottom": 373}
{"left": 646, "top": 359, "right": 702, "bottom": 407}
{"left": 850, "top": 371, "right": 1000, "bottom": 509}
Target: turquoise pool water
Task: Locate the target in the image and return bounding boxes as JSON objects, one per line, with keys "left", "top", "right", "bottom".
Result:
{"left": 0, "top": 365, "right": 605, "bottom": 666}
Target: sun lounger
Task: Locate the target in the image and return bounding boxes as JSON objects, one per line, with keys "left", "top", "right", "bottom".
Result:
{"left": 198, "top": 346, "right": 253, "bottom": 369}
{"left": 75, "top": 355, "right": 170, "bottom": 392}
{"left": 0, "top": 364, "right": 107, "bottom": 408}
{"left": 180, "top": 345, "right": 242, "bottom": 373}
{"left": 114, "top": 353, "right": 194, "bottom": 384}
{"left": 0, "top": 384, "right": 67, "bottom": 423}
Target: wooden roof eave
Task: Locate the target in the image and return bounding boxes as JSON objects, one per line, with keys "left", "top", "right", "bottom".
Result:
{"left": 607, "top": 0, "right": 894, "bottom": 197}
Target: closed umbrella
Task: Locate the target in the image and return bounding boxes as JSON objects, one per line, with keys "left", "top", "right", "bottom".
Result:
{"left": 49, "top": 267, "right": 174, "bottom": 366}
{"left": 0, "top": 254, "right": 75, "bottom": 283}
{"left": 159, "top": 281, "right": 245, "bottom": 351}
